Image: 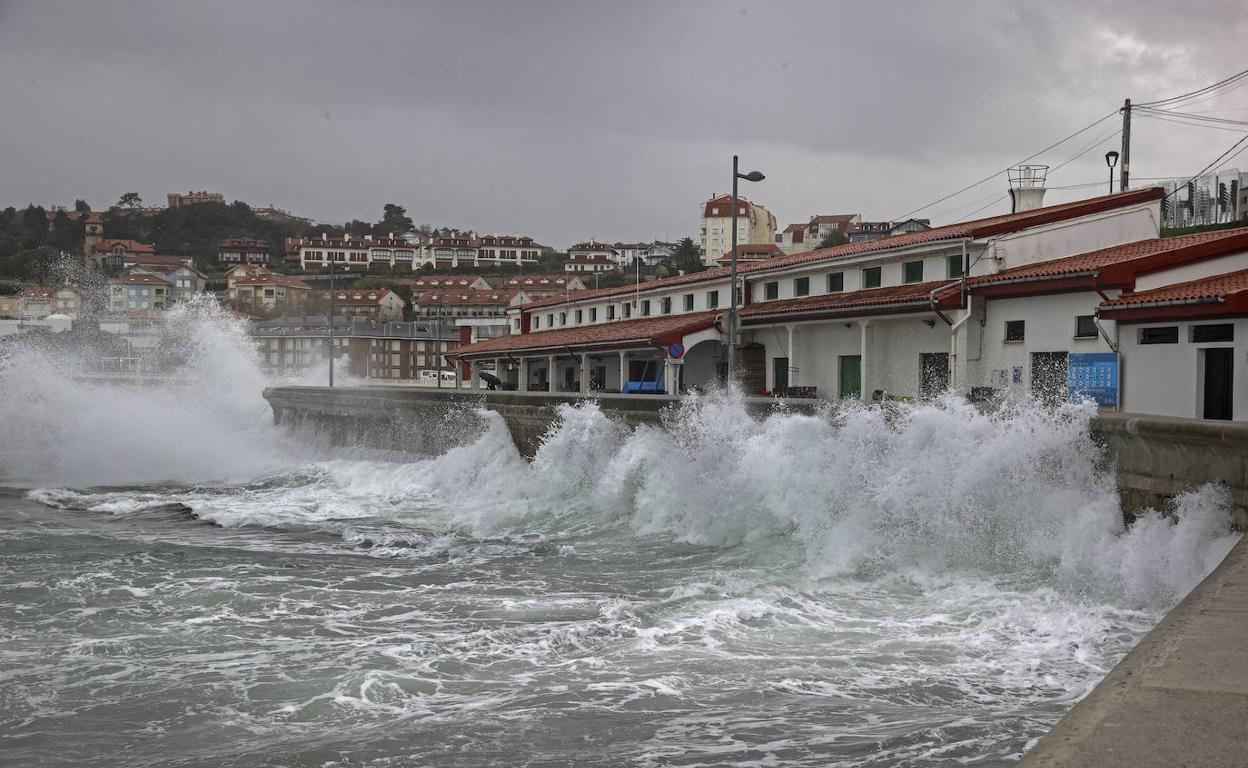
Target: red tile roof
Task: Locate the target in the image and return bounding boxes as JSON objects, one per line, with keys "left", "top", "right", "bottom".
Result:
{"left": 809, "top": 214, "right": 859, "bottom": 225}
{"left": 740, "top": 280, "right": 958, "bottom": 323}
{"left": 966, "top": 228, "right": 1248, "bottom": 290}
{"left": 93, "top": 238, "right": 155, "bottom": 254}
{"left": 329, "top": 288, "right": 400, "bottom": 305}
{"left": 1102, "top": 268, "right": 1248, "bottom": 308}
{"left": 453, "top": 310, "right": 720, "bottom": 359}
{"left": 524, "top": 188, "right": 1164, "bottom": 312}
{"left": 500, "top": 274, "right": 582, "bottom": 287}
{"left": 568, "top": 240, "right": 617, "bottom": 254}
{"left": 414, "top": 288, "right": 523, "bottom": 306}
{"left": 112, "top": 273, "right": 171, "bottom": 286}
{"left": 236, "top": 273, "right": 311, "bottom": 289}
{"left": 703, "top": 195, "right": 755, "bottom": 218}
{"left": 717, "top": 244, "right": 785, "bottom": 264}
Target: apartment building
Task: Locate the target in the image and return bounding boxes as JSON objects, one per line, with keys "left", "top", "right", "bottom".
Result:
{"left": 700, "top": 194, "right": 777, "bottom": 266}
{"left": 217, "top": 237, "right": 270, "bottom": 265}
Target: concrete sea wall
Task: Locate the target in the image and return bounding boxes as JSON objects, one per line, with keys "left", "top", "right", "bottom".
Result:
{"left": 263, "top": 385, "right": 1248, "bottom": 522}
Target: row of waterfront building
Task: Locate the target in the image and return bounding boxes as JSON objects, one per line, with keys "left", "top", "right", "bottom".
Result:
{"left": 447, "top": 179, "right": 1248, "bottom": 423}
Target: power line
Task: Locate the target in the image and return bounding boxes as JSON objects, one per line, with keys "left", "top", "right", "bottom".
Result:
{"left": 1136, "top": 67, "right": 1248, "bottom": 108}
{"left": 1137, "top": 112, "right": 1248, "bottom": 134}
{"left": 1137, "top": 106, "right": 1248, "bottom": 128}
{"left": 1163, "top": 133, "right": 1248, "bottom": 200}
{"left": 891, "top": 110, "right": 1119, "bottom": 221}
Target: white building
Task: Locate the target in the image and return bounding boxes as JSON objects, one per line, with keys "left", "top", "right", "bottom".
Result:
{"left": 564, "top": 241, "right": 618, "bottom": 273}
{"left": 700, "top": 195, "right": 777, "bottom": 266}
{"left": 446, "top": 184, "right": 1248, "bottom": 421}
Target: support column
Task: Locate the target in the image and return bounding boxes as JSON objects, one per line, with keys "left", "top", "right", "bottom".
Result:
{"left": 580, "top": 353, "right": 591, "bottom": 394}
{"left": 469, "top": 360, "right": 480, "bottom": 391}
{"left": 494, "top": 357, "right": 503, "bottom": 390}
{"left": 859, "top": 319, "right": 871, "bottom": 402}
{"left": 518, "top": 357, "right": 529, "bottom": 393}
{"left": 548, "top": 354, "right": 556, "bottom": 392}
{"left": 787, "top": 324, "right": 798, "bottom": 387}
{"left": 618, "top": 350, "right": 628, "bottom": 392}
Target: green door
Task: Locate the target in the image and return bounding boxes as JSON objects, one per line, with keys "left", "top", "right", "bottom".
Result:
{"left": 839, "top": 355, "right": 861, "bottom": 399}
{"left": 773, "top": 357, "right": 789, "bottom": 392}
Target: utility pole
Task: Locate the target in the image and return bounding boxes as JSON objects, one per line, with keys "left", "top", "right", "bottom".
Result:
{"left": 1120, "top": 98, "right": 1132, "bottom": 193}
{"left": 728, "top": 155, "right": 740, "bottom": 383}
{"left": 328, "top": 256, "right": 335, "bottom": 387}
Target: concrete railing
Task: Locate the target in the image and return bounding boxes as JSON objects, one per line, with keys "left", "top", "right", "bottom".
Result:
{"left": 1092, "top": 411, "right": 1248, "bottom": 526}
{"left": 263, "top": 386, "right": 1248, "bottom": 520}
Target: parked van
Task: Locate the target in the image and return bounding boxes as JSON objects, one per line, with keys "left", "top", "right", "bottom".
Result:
{"left": 418, "top": 369, "right": 438, "bottom": 383}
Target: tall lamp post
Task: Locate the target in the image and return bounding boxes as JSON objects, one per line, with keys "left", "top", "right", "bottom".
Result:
{"left": 1105, "top": 151, "right": 1119, "bottom": 195}
{"left": 727, "top": 155, "right": 765, "bottom": 385}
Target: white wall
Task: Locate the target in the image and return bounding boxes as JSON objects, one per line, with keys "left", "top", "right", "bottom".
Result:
{"left": 992, "top": 201, "right": 1160, "bottom": 269}
{"left": 1133, "top": 250, "right": 1248, "bottom": 291}
{"left": 1119, "top": 318, "right": 1248, "bottom": 420}
{"left": 747, "top": 315, "right": 950, "bottom": 399}
{"left": 963, "top": 291, "right": 1116, "bottom": 398}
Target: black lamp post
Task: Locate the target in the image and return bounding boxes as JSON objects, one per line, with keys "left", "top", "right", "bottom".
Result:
{"left": 1105, "top": 151, "right": 1120, "bottom": 195}
{"left": 727, "top": 155, "right": 765, "bottom": 384}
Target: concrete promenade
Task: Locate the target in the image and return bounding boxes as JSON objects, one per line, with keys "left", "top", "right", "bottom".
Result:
{"left": 1019, "top": 536, "right": 1248, "bottom": 767}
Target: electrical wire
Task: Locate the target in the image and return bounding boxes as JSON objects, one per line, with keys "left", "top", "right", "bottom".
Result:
{"left": 1137, "top": 106, "right": 1248, "bottom": 127}
{"left": 1137, "top": 112, "right": 1248, "bottom": 135}
{"left": 1162, "top": 133, "right": 1248, "bottom": 200}
{"left": 890, "top": 110, "right": 1119, "bottom": 221}
{"left": 1136, "top": 67, "right": 1248, "bottom": 108}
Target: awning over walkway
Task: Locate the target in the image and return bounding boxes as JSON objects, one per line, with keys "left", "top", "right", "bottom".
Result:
{"left": 450, "top": 310, "right": 721, "bottom": 360}
{"left": 1098, "top": 267, "right": 1248, "bottom": 321}
{"left": 739, "top": 280, "right": 961, "bottom": 324}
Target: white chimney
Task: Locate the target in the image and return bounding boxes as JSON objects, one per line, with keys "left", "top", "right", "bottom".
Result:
{"left": 1008, "top": 165, "right": 1048, "bottom": 213}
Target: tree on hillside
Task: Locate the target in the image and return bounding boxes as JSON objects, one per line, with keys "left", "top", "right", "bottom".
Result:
{"left": 672, "top": 237, "right": 703, "bottom": 274}
{"left": 116, "top": 192, "right": 142, "bottom": 210}
{"left": 74, "top": 199, "right": 92, "bottom": 213}
{"left": 376, "top": 204, "right": 413, "bottom": 236}
{"left": 345, "top": 219, "right": 372, "bottom": 236}
{"left": 819, "top": 231, "right": 849, "bottom": 249}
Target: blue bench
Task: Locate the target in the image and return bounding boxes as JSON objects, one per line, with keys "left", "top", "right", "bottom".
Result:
{"left": 621, "top": 381, "right": 664, "bottom": 394}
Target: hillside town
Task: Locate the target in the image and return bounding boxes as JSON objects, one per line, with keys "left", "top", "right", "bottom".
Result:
{"left": 4, "top": 167, "right": 1248, "bottom": 420}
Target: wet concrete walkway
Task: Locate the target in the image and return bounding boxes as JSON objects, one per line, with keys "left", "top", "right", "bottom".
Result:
{"left": 1020, "top": 537, "right": 1248, "bottom": 767}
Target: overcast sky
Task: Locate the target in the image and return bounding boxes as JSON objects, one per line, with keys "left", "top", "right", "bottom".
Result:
{"left": 1, "top": 0, "right": 1245, "bottom": 247}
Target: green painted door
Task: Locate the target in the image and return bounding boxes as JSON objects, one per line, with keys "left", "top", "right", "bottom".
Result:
{"left": 839, "top": 355, "right": 861, "bottom": 399}
{"left": 773, "top": 357, "right": 789, "bottom": 392}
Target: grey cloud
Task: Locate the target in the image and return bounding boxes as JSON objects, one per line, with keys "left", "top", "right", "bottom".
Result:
{"left": 1, "top": 0, "right": 1245, "bottom": 246}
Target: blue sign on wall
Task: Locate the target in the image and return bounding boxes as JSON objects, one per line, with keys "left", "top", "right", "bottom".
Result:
{"left": 1068, "top": 352, "right": 1118, "bottom": 406}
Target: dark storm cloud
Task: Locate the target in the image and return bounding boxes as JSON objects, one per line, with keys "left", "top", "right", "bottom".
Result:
{"left": 1, "top": 0, "right": 1245, "bottom": 246}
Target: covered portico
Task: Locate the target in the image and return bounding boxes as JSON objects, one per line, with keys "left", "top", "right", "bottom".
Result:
{"left": 739, "top": 280, "right": 964, "bottom": 400}
{"left": 450, "top": 311, "right": 724, "bottom": 395}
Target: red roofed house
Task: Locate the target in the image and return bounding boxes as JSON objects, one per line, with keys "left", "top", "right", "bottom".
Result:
{"left": 328, "top": 287, "right": 406, "bottom": 321}
{"left": 497, "top": 274, "right": 588, "bottom": 299}
{"left": 227, "top": 272, "right": 312, "bottom": 310}
{"left": 775, "top": 223, "right": 808, "bottom": 255}
{"left": 412, "top": 287, "right": 527, "bottom": 343}
{"left": 564, "top": 241, "right": 617, "bottom": 273}
{"left": 91, "top": 239, "right": 158, "bottom": 270}
{"left": 15, "top": 285, "right": 85, "bottom": 320}
{"left": 409, "top": 275, "right": 491, "bottom": 292}
{"left": 700, "top": 194, "right": 777, "bottom": 266}
{"left": 1097, "top": 250, "right": 1248, "bottom": 420}
{"left": 109, "top": 273, "right": 172, "bottom": 313}
{"left": 218, "top": 237, "right": 270, "bottom": 266}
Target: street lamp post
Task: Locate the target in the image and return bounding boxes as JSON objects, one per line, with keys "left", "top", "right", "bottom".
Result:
{"left": 328, "top": 255, "right": 335, "bottom": 387}
{"left": 727, "top": 155, "right": 765, "bottom": 385}
{"left": 1105, "top": 151, "right": 1120, "bottom": 195}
